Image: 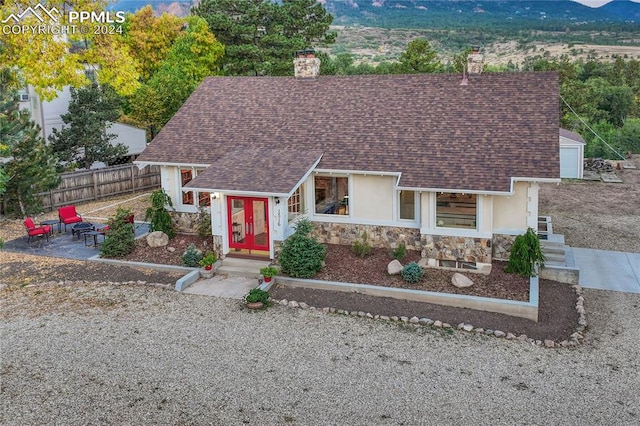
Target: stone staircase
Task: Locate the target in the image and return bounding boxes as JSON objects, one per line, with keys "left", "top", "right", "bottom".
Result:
{"left": 216, "top": 257, "right": 273, "bottom": 279}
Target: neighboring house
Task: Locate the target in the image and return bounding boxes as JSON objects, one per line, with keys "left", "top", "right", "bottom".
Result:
{"left": 135, "top": 53, "right": 560, "bottom": 272}
{"left": 559, "top": 128, "right": 586, "bottom": 179}
{"left": 19, "top": 84, "right": 147, "bottom": 165}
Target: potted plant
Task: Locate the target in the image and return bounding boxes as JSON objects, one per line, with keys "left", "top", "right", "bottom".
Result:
{"left": 243, "top": 288, "right": 270, "bottom": 310}
{"left": 199, "top": 252, "right": 217, "bottom": 278}
{"left": 259, "top": 266, "right": 278, "bottom": 283}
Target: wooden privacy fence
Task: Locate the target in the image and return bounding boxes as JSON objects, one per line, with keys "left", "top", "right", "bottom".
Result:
{"left": 37, "top": 164, "right": 160, "bottom": 211}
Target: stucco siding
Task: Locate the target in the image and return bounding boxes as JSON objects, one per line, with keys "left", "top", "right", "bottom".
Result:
{"left": 351, "top": 175, "right": 394, "bottom": 221}
{"left": 492, "top": 181, "right": 529, "bottom": 232}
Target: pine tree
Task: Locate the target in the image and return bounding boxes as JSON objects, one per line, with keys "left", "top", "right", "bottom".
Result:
{"left": 49, "top": 83, "right": 127, "bottom": 170}
{"left": 193, "top": 0, "right": 336, "bottom": 76}
{"left": 0, "top": 69, "right": 60, "bottom": 216}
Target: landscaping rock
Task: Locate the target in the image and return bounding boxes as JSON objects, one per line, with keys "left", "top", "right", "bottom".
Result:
{"left": 463, "top": 324, "right": 474, "bottom": 332}
{"left": 387, "top": 260, "right": 403, "bottom": 275}
{"left": 452, "top": 272, "right": 474, "bottom": 288}
{"left": 147, "top": 231, "right": 169, "bottom": 248}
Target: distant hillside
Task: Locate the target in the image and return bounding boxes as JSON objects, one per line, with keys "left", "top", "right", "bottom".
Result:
{"left": 323, "top": 0, "right": 640, "bottom": 28}
{"left": 601, "top": 0, "right": 640, "bottom": 21}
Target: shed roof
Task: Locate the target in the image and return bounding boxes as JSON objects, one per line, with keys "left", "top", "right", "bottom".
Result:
{"left": 136, "top": 72, "right": 560, "bottom": 193}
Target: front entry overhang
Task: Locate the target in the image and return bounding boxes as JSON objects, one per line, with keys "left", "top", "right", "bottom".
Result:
{"left": 184, "top": 147, "right": 323, "bottom": 197}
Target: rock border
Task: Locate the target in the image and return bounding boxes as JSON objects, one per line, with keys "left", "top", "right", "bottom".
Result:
{"left": 275, "top": 284, "right": 586, "bottom": 349}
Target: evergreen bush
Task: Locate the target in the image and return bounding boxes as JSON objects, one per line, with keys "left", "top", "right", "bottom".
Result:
{"left": 278, "top": 218, "right": 326, "bottom": 279}
{"left": 391, "top": 243, "right": 407, "bottom": 261}
{"left": 351, "top": 231, "right": 372, "bottom": 258}
{"left": 505, "top": 227, "right": 546, "bottom": 277}
{"left": 401, "top": 262, "right": 424, "bottom": 283}
{"left": 182, "top": 243, "right": 203, "bottom": 267}
{"left": 145, "top": 189, "right": 175, "bottom": 238}
{"left": 100, "top": 208, "right": 136, "bottom": 258}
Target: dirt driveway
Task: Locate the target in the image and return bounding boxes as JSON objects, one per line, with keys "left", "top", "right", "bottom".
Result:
{"left": 539, "top": 156, "right": 640, "bottom": 253}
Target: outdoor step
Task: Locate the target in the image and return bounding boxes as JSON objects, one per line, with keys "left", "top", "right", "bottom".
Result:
{"left": 218, "top": 257, "right": 272, "bottom": 279}
{"left": 544, "top": 260, "right": 567, "bottom": 267}
{"left": 544, "top": 253, "right": 567, "bottom": 263}
{"left": 217, "top": 265, "right": 263, "bottom": 279}
{"left": 541, "top": 246, "right": 565, "bottom": 255}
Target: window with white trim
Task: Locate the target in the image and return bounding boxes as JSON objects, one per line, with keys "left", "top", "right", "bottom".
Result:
{"left": 180, "top": 169, "right": 210, "bottom": 207}
{"left": 399, "top": 190, "right": 416, "bottom": 221}
{"left": 436, "top": 193, "right": 477, "bottom": 229}
{"left": 288, "top": 186, "right": 305, "bottom": 222}
{"left": 314, "top": 175, "right": 349, "bottom": 215}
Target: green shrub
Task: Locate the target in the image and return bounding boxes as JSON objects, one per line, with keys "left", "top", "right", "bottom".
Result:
{"left": 259, "top": 266, "right": 278, "bottom": 278}
{"left": 351, "top": 231, "right": 371, "bottom": 258}
{"left": 197, "top": 207, "right": 212, "bottom": 238}
{"left": 401, "top": 262, "right": 424, "bottom": 283}
{"left": 182, "top": 243, "right": 203, "bottom": 267}
{"left": 100, "top": 208, "right": 135, "bottom": 258}
{"left": 505, "top": 227, "right": 546, "bottom": 277}
{"left": 244, "top": 288, "right": 270, "bottom": 305}
{"left": 278, "top": 218, "right": 326, "bottom": 279}
{"left": 198, "top": 252, "right": 217, "bottom": 268}
{"left": 145, "top": 189, "right": 175, "bottom": 238}
{"left": 391, "top": 243, "right": 407, "bottom": 260}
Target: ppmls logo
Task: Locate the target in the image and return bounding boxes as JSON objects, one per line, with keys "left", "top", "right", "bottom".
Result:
{"left": 1, "top": 3, "right": 59, "bottom": 24}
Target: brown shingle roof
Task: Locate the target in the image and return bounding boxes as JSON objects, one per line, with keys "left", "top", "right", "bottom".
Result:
{"left": 560, "top": 128, "right": 586, "bottom": 144}
{"left": 136, "top": 72, "right": 560, "bottom": 193}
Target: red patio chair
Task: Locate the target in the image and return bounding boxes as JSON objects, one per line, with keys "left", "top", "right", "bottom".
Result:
{"left": 23, "top": 217, "right": 51, "bottom": 242}
{"left": 58, "top": 205, "right": 83, "bottom": 231}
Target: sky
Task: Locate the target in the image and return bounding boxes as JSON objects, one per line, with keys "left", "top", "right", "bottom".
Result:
{"left": 574, "top": 0, "right": 640, "bottom": 7}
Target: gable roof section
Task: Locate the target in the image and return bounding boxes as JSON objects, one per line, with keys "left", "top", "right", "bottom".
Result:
{"left": 185, "top": 147, "right": 323, "bottom": 195}
{"left": 136, "top": 72, "right": 560, "bottom": 193}
{"left": 560, "top": 128, "right": 586, "bottom": 144}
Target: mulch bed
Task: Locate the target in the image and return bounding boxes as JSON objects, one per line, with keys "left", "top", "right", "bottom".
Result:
{"left": 271, "top": 244, "right": 578, "bottom": 342}
{"left": 315, "top": 244, "right": 530, "bottom": 301}
{"left": 118, "top": 237, "right": 578, "bottom": 341}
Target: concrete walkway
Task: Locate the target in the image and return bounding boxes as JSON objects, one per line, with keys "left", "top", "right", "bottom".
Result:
{"left": 572, "top": 248, "right": 640, "bottom": 293}
{"left": 182, "top": 274, "right": 258, "bottom": 299}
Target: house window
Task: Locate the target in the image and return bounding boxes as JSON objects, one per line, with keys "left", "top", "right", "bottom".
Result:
{"left": 180, "top": 169, "right": 210, "bottom": 207}
{"left": 399, "top": 190, "right": 416, "bottom": 220}
{"left": 181, "top": 169, "right": 194, "bottom": 205}
{"left": 288, "top": 186, "right": 305, "bottom": 222}
{"left": 314, "top": 176, "right": 349, "bottom": 215}
{"left": 436, "top": 193, "right": 477, "bottom": 229}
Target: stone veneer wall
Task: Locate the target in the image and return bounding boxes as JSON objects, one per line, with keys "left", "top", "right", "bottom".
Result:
{"left": 420, "top": 235, "right": 492, "bottom": 264}
{"left": 170, "top": 212, "right": 201, "bottom": 234}
{"left": 310, "top": 222, "right": 422, "bottom": 251}
{"left": 492, "top": 234, "right": 517, "bottom": 261}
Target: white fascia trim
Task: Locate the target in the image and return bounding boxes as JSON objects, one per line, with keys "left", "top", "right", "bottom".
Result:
{"left": 396, "top": 186, "right": 510, "bottom": 196}
{"left": 314, "top": 169, "right": 402, "bottom": 177}
{"left": 185, "top": 188, "right": 289, "bottom": 198}
{"left": 420, "top": 227, "right": 493, "bottom": 239}
{"left": 286, "top": 154, "right": 324, "bottom": 198}
{"left": 133, "top": 161, "right": 211, "bottom": 169}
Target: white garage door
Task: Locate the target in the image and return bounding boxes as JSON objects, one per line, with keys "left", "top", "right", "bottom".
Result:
{"left": 560, "top": 146, "right": 580, "bottom": 178}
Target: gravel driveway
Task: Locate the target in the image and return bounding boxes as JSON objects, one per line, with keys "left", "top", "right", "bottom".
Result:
{"left": 2, "top": 284, "right": 639, "bottom": 425}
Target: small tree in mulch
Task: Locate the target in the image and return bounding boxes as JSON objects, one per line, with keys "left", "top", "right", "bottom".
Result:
{"left": 145, "top": 189, "right": 175, "bottom": 239}
{"left": 278, "top": 218, "right": 326, "bottom": 279}
{"left": 505, "top": 227, "right": 546, "bottom": 277}
{"left": 100, "top": 208, "right": 135, "bottom": 258}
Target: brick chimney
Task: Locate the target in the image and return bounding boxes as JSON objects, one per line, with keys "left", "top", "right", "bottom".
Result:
{"left": 467, "top": 45, "right": 484, "bottom": 76}
{"left": 294, "top": 49, "right": 320, "bottom": 78}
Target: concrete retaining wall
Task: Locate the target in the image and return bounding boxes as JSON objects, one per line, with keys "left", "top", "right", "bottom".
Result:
{"left": 540, "top": 265, "right": 580, "bottom": 285}
{"left": 276, "top": 275, "right": 539, "bottom": 322}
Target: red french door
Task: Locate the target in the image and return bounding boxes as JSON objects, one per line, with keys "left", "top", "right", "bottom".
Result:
{"left": 227, "top": 196, "right": 269, "bottom": 253}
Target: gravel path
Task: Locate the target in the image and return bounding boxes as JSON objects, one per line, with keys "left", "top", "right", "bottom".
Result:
{"left": 2, "top": 284, "right": 639, "bottom": 425}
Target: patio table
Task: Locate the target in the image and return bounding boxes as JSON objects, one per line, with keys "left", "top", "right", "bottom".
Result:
{"left": 40, "top": 219, "right": 60, "bottom": 235}
{"left": 72, "top": 222, "right": 94, "bottom": 239}
{"left": 83, "top": 230, "right": 104, "bottom": 247}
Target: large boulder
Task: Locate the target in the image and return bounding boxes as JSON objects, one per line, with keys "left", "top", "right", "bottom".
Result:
{"left": 387, "top": 259, "right": 403, "bottom": 275}
{"left": 452, "top": 272, "right": 474, "bottom": 288}
{"left": 147, "top": 231, "right": 169, "bottom": 248}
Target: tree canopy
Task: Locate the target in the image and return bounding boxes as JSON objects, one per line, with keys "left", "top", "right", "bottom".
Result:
{"left": 0, "top": 0, "right": 139, "bottom": 100}
{"left": 49, "top": 83, "right": 127, "bottom": 170}
{"left": 193, "top": 0, "right": 336, "bottom": 76}
{"left": 0, "top": 69, "right": 59, "bottom": 216}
